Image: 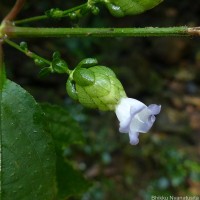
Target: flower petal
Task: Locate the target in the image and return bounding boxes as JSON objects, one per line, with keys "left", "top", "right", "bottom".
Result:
{"left": 148, "top": 104, "right": 161, "bottom": 115}
{"left": 129, "top": 131, "right": 139, "bottom": 145}
{"left": 149, "top": 115, "right": 156, "bottom": 123}
{"left": 115, "top": 98, "right": 146, "bottom": 133}
{"left": 115, "top": 97, "right": 161, "bottom": 145}
{"left": 130, "top": 107, "right": 156, "bottom": 133}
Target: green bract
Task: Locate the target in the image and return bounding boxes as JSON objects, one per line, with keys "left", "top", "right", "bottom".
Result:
{"left": 66, "top": 65, "right": 126, "bottom": 111}
{"left": 104, "top": 0, "right": 163, "bottom": 17}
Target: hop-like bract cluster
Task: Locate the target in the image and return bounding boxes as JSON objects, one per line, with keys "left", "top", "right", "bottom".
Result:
{"left": 66, "top": 65, "right": 126, "bottom": 111}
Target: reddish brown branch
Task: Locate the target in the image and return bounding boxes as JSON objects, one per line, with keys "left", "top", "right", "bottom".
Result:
{"left": 3, "top": 0, "right": 26, "bottom": 22}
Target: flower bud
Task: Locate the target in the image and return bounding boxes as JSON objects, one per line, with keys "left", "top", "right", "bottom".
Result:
{"left": 52, "top": 58, "right": 69, "bottom": 74}
{"left": 66, "top": 65, "right": 126, "bottom": 111}
{"left": 45, "top": 8, "right": 63, "bottom": 18}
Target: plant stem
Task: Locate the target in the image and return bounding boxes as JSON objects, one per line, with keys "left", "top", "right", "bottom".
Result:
{"left": 4, "top": 39, "right": 51, "bottom": 65}
{"left": 0, "top": 41, "right": 3, "bottom": 196}
{"left": 4, "top": 26, "right": 193, "bottom": 38}
{"left": 14, "top": 3, "right": 87, "bottom": 25}
{"left": 0, "top": 41, "right": 6, "bottom": 90}
{"left": 3, "top": 0, "right": 26, "bottom": 22}
{"left": 4, "top": 39, "right": 72, "bottom": 75}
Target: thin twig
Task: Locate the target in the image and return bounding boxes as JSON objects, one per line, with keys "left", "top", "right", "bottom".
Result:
{"left": 3, "top": 0, "right": 26, "bottom": 22}
{"left": 4, "top": 39, "right": 51, "bottom": 65}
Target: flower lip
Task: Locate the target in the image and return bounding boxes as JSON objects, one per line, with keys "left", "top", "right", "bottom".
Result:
{"left": 148, "top": 104, "right": 161, "bottom": 115}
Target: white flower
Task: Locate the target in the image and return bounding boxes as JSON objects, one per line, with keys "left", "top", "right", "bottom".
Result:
{"left": 115, "top": 98, "right": 161, "bottom": 145}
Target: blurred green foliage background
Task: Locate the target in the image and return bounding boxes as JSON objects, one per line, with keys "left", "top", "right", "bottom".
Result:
{"left": 1, "top": 0, "right": 200, "bottom": 199}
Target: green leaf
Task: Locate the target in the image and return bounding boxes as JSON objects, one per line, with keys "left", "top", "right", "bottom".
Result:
{"left": 0, "top": 62, "right": 6, "bottom": 91}
{"left": 41, "top": 103, "right": 85, "bottom": 147}
{"left": 76, "top": 58, "right": 98, "bottom": 68}
{"left": 66, "top": 79, "right": 78, "bottom": 101}
{"left": 104, "top": 0, "right": 163, "bottom": 17}
{"left": 0, "top": 80, "right": 57, "bottom": 200}
{"left": 73, "top": 68, "right": 95, "bottom": 86}
{"left": 56, "top": 155, "right": 91, "bottom": 199}
{"left": 40, "top": 104, "right": 90, "bottom": 199}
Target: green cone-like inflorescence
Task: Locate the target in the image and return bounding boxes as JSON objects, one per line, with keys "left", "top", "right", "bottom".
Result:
{"left": 66, "top": 60, "right": 126, "bottom": 111}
